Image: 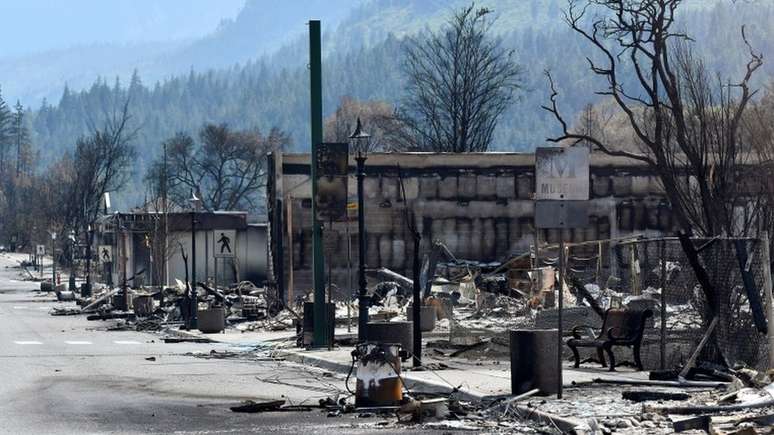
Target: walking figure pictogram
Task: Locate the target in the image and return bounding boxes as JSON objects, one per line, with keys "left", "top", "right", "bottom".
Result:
{"left": 218, "top": 232, "right": 232, "bottom": 254}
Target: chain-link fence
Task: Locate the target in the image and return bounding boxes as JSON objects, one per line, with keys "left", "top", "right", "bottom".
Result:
{"left": 612, "top": 237, "right": 770, "bottom": 371}
{"left": 448, "top": 236, "right": 772, "bottom": 371}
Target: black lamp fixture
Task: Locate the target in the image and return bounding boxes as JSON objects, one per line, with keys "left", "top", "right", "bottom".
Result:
{"left": 188, "top": 189, "right": 202, "bottom": 329}
{"left": 349, "top": 117, "right": 371, "bottom": 341}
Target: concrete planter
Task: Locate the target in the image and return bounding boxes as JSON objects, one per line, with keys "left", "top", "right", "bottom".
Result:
{"left": 367, "top": 321, "right": 413, "bottom": 356}
{"left": 133, "top": 295, "right": 154, "bottom": 317}
{"left": 406, "top": 305, "right": 437, "bottom": 332}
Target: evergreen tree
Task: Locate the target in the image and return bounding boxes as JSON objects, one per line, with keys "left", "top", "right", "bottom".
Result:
{"left": 0, "top": 86, "right": 12, "bottom": 176}
{"left": 10, "top": 101, "right": 32, "bottom": 176}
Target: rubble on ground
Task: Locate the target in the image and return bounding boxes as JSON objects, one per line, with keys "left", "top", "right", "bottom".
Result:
{"left": 33, "top": 237, "right": 774, "bottom": 434}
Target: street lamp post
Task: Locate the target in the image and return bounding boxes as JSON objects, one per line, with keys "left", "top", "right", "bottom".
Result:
{"left": 32, "top": 226, "right": 38, "bottom": 272}
{"left": 188, "top": 190, "right": 202, "bottom": 330}
{"left": 50, "top": 232, "right": 57, "bottom": 287}
{"left": 68, "top": 230, "right": 77, "bottom": 292}
{"left": 84, "top": 225, "right": 93, "bottom": 298}
{"left": 349, "top": 118, "right": 371, "bottom": 342}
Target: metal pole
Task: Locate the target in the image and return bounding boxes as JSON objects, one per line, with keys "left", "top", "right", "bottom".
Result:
{"left": 557, "top": 238, "right": 565, "bottom": 399}
{"left": 760, "top": 231, "right": 774, "bottom": 370}
{"left": 533, "top": 227, "right": 540, "bottom": 268}
{"left": 533, "top": 229, "right": 542, "bottom": 297}
{"left": 163, "top": 140, "right": 168, "bottom": 287}
{"left": 287, "top": 195, "right": 294, "bottom": 304}
{"left": 309, "top": 20, "right": 327, "bottom": 347}
{"left": 412, "top": 232, "right": 422, "bottom": 368}
{"left": 190, "top": 211, "right": 198, "bottom": 328}
{"left": 356, "top": 154, "right": 368, "bottom": 341}
{"left": 346, "top": 212, "right": 352, "bottom": 333}
{"left": 69, "top": 237, "right": 77, "bottom": 291}
{"left": 51, "top": 236, "right": 56, "bottom": 286}
{"left": 84, "top": 228, "right": 92, "bottom": 297}
{"left": 660, "top": 240, "right": 667, "bottom": 370}
{"left": 327, "top": 216, "right": 334, "bottom": 351}
{"left": 122, "top": 226, "right": 128, "bottom": 311}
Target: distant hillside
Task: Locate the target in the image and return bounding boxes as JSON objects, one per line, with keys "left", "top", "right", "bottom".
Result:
{"left": 12, "top": 0, "right": 774, "bottom": 207}
{"left": 0, "top": 0, "right": 355, "bottom": 105}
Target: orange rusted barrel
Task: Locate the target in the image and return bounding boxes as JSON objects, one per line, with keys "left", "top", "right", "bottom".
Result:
{"left": 354, "top": 342, "right": 403, "bottom": 407}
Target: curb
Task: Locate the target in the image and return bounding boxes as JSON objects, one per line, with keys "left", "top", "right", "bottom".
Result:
{"left": 274, "top": 348, "right": 485, "bottom": 403}
{"left": 159, "top": 327, "right": 216, "bottom": 342}
{"left": 162, "top": 328, "right": 591, "bottom": 433}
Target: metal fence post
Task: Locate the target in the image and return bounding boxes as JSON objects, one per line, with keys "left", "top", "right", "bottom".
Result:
{"left": 557, "top": 239, "right": 565, "bottom": 399}
{"left": 760, "top": 231, "right": 774, "bottom": 370}
{"left": 660, "top": 239, "right": 667, "bottom": 370}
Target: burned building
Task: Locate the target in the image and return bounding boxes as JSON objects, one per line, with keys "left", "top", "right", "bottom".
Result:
{"left": 267, "top": 152, "right": 672, "bottom": 301}
{"left": 94, "top": 211, "right": 268, "bottom": 288}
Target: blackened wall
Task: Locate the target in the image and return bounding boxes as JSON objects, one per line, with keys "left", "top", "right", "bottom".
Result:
{"left": 271, "top": 152, "right": 671, "bottom": 299}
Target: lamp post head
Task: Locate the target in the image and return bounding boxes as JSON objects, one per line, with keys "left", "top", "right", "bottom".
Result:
{"left": 189, "top": 189, "right": 202, "bottom": 212}
{"left": 349, "top": 117, "right": 371, "bottom": 157}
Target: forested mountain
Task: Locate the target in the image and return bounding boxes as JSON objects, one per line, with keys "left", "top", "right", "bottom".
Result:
{"left": 11, "top": 0, "right": 774, "bottom": 207}
{"left": 0, "top": 0, "right": 350, "bottom": 105}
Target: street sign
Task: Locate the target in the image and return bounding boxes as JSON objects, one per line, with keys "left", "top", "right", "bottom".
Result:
{"left": 535, "top": 201, "right": 590, "bottom": 229}
{"left": 214, "top": 230, "right": 236, "bottom": 258}
{"left": 315, "top": 142, "right": 349, "bottom": 221}
{"left": 535, "top": 146, "right": 590, "bottom": 229}
{"left": 533, "top": 146, "right": 591, "bottom": 400}
{"left": 36, "top": 245, "right": 45, "bottom": 256}
{"left": 535, "top": 147, "right": 590, "bottom": 201}
{"left": 98, "top": 245, "right": 113, "bottom": 263}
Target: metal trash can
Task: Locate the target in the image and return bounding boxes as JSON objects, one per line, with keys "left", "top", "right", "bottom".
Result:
{"left": 133, "top": 295, "right": 154, "bottom": 317}
{"left": 510, "top": 329, "right": 559, "bottom": 395}
{"left": 301, "top": 302, "right": 335, "bottom": 347}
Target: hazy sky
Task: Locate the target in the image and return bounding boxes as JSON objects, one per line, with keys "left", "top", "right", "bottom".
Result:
{"left": 0, "top": 0, "right": 246, "bottom": 58}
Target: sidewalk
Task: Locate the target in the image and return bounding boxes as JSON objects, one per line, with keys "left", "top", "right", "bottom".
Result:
{"left": 166, "top": 325, "right": 651, "bottom": 403}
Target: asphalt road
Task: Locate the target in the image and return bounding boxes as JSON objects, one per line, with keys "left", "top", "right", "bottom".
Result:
{"left": 0, "top": 253, "right": 452, "bottom": 434}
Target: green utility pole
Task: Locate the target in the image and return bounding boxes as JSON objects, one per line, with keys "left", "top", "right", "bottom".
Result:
{"left": 309, "top": 20, "right": 328, "bottom": 347}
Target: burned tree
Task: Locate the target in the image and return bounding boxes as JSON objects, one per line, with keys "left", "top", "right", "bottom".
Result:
{"left": 69, "top": 99, "right": 137, "bottom": 233}
{"left": 35, "top": 98, "right": 138, "bottom": 265}
{"left": 399, "top": 5, "right": 522, "bottom": 152}
{"left": 147, "top": 123, "right": 287, "bottom": 212}
{"left": 323, "top": 96, "right": 403, "bottom": 152}
{"left": 543, "top": 0, "right": 765, "bottom": 363}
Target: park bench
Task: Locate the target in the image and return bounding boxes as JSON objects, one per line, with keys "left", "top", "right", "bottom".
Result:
{"left": 566, "top": 308, "right": 653, "bottom": 371}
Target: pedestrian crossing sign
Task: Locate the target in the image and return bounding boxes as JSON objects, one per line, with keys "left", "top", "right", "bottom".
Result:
{"left": 98, "top": 245, "right": 113, "bottom": 263}
{"left": 213, "top": 230, "right": 236, "bottom": 258}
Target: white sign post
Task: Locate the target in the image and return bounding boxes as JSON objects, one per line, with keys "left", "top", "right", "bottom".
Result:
{"left": 36, "top": 244, "right": 45, "bottom": 256}
{"left": 534, "top": 146, "right": 590, "bottom": 400}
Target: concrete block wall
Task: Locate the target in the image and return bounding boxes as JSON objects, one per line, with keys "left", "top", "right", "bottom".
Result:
{"left": 275, "top": 153, "right": 672, "bottom": 298}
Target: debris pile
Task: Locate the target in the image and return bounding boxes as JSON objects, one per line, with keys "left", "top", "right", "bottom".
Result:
{"left": 44, "top": 276, "right": 295, "bottom": 335}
